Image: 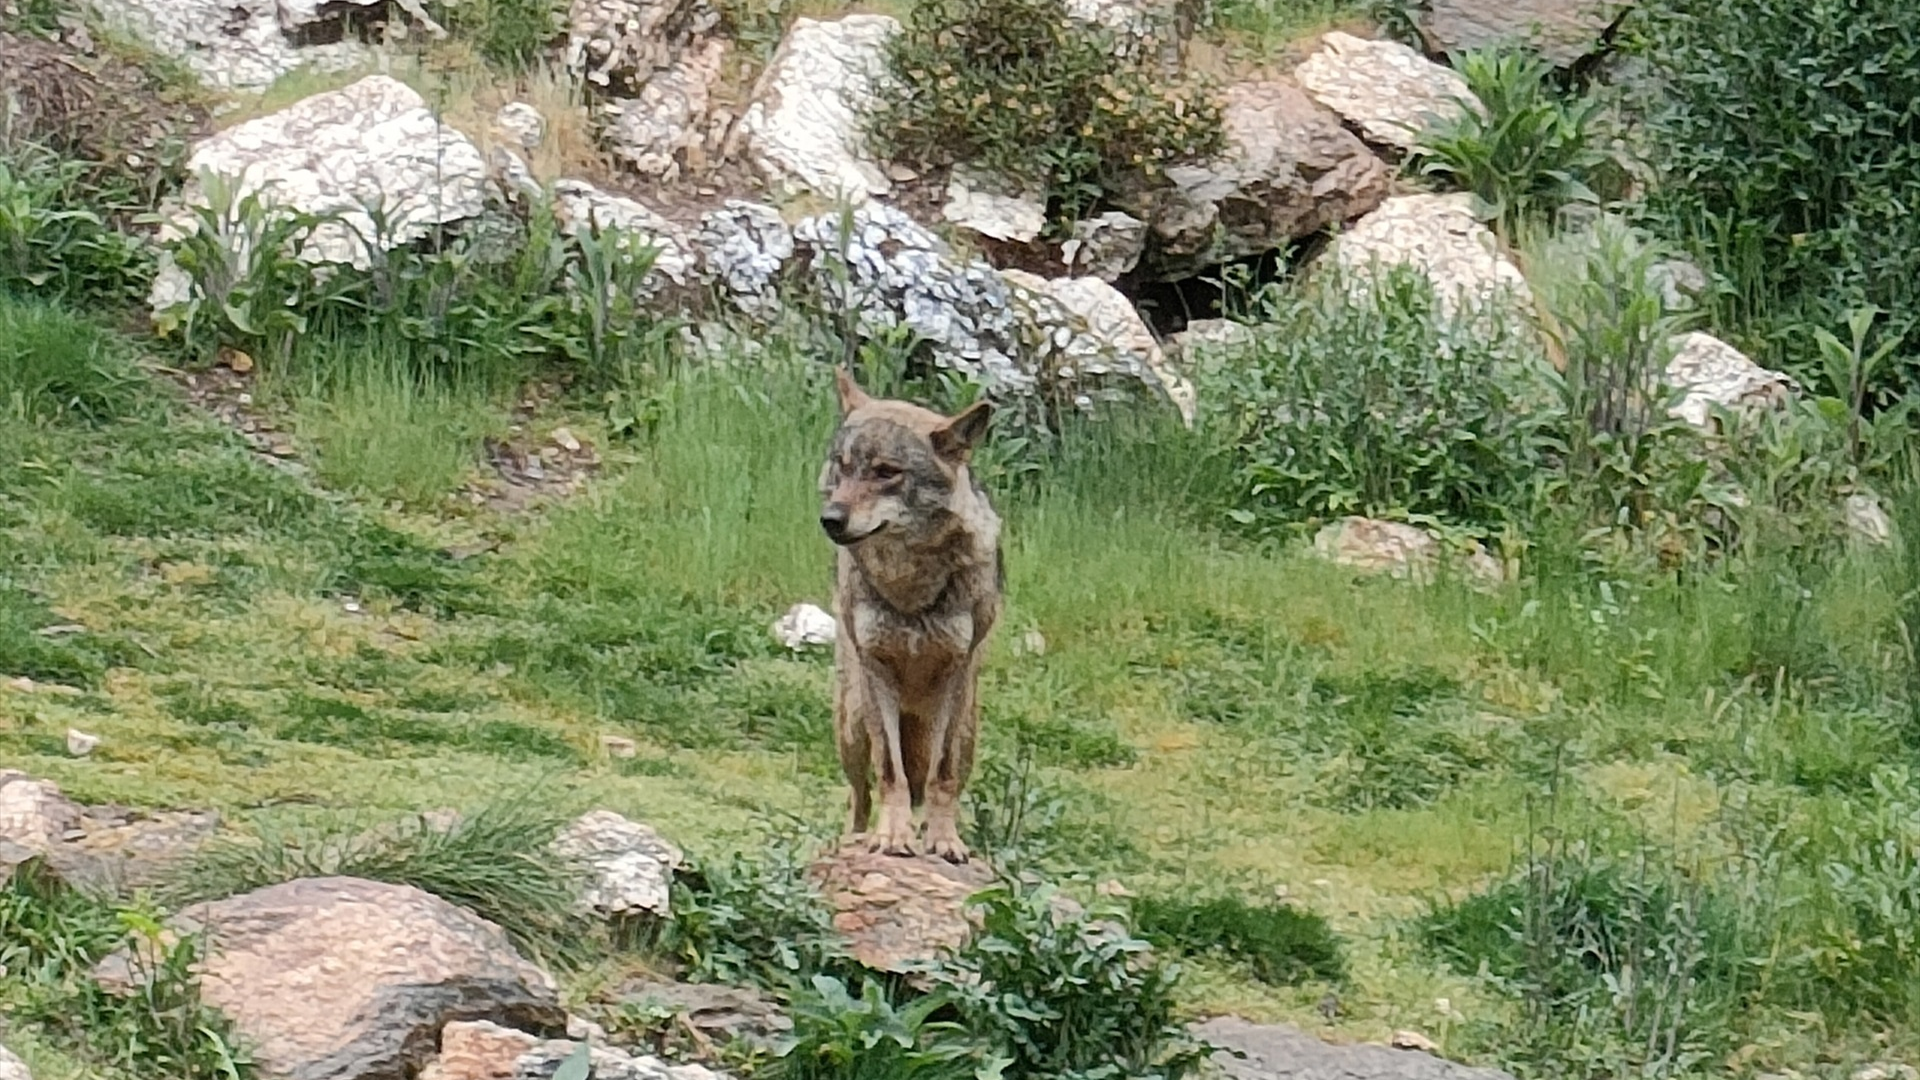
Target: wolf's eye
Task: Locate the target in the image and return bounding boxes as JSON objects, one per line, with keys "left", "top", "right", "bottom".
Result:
{"left": 871, "top": 464, "right": 903, "bottom": 482}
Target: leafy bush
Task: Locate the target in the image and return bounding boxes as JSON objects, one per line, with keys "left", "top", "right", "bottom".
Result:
{"left": 434, "top": 0, "right": 565, "bottom": 68}
{"left": 1415, "top": 49, "right": 1616, "bottom": 240}
{"left": 869, "top": 0, "right": 1221, "bottom": 222}
{"left": 767, "top": 976, "right": 982, "bottom": 1080}
{"left": 1633, "top": 0, "right": 1920, "bottom": 395}
{"left": 0, "top": 144, "right": 150, "bottom": 304}
{"left": 652, "top": 835, "right": 853, "bottom": 988}
{"left": 1131, "top": 894, "right": 1345, "bottom": 985}
{"left": 1205, "top": 265, "right": 1555, "bottom": 535}
{"left": 0, "top": 864, "right": 253, "bottom": 1080}
{"left": 939, "top": 882, "right": 1206, "bottom": 1080}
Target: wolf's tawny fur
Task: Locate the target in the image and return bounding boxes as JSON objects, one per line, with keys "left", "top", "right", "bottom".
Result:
{"left": 818, "top": 368, "right": 1003, "bottom": 862}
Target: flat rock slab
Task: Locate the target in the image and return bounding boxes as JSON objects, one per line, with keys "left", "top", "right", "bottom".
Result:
{"left": 96, "top": 876, "right": 564, "bottom": 1080}
{"left": 0, "top": 770, "right": 219, "bottom": 892}
{"left": 809, "top": 842, "right": 995, "bottom": 971}
{"left": 1420, "top": 0, "right": 1628, "bottom": 68}
{"left": 1197, "top": 1017, "right": 1517, "bottom": 1080}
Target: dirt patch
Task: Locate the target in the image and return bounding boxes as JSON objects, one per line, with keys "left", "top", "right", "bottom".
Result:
{"left": 0, "top": 27, "right": 210, "bottom": 182}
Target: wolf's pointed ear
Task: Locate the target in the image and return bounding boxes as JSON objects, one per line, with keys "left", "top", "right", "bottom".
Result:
{"left": 835, "top": 366, "right": 872, "bottom": 416}
{"left": 931, "top": 400, "right": 993, "bottom": 460}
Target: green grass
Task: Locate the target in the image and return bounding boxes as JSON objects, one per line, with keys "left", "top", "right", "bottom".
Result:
{"left": 5, "top": 280, "right": 1920, "bottom": 1078}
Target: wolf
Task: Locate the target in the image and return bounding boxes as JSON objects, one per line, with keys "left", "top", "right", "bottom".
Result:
{"left": 818, "top": 367, "right": 1003, "bottom": 862}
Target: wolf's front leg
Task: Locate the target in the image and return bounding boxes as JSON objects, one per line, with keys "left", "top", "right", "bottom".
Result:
{"left": 863, "top": 675, "right": 917, "bottom": 856}
{"left": 922, "top": 670, "right": 977, "bottom": 863}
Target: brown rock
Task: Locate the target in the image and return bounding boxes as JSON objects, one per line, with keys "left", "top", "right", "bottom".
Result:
{"left": 809, "top": 841, "right": 995, "bottom": 971}
{"left": 1420, "top": 0, "right": 1629, "bottom": 68}
{"left": 1118, "top": 80, "right": 1388, "bottom": 279}
{"left": 418, "top": 1021, "right": 538, "bottom": 1080}
{"left": 0, "top": 771, "right": 217, "bottom": 891}
{"left": 612, "top": 978, "right": 791, "bottom": 1054}
{"left": 94, "top": 877, "right": 564, "bottom": 1080}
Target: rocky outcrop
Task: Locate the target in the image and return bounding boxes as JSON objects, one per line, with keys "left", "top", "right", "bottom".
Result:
{"left": 95, "top": 877, "right": 564, "bottom": 1080}
{"left": 1, "top": 770, "right": 219, "bottom": 892}
{"left": 1417, "top": 0, "right": 1629, "bottom": 68}
{"left": 551, "top": 811, "right": 682, "bottom": 919}
{"left": 566, "top": 0, "right": 722, "bottom": 95}
{"left": 1295, "top": 32, "right": 1481, "bottom": 151}
{"left": 690, "top": 201, "right": 794, "bottom": 316}
{"left": 1062, "top": 212, "right": 1150, "bottom": 281}
{"left": 1325, "top": 193, "right": 1531, "bottom": 325}
{"left": 942, "top": 170, "right": 1047, "bottom": 245}
{"left": 84, "top": 0, "right": 373, "bottom": 90}
{"left": 1004, "top": 271, "right": 1196, "bottom": 424}
{"left": 1118, "top": 81, "right": 1389, "bottom": 278}
{"left": 149, "top": 73, "right": 489, "bottom": 316}
{"left": 550, "top": 179, "right": 696, "bottom": 286}
{"left": 1196, "top": 1017, "right": 1517, "bottom": 1080}
{"left": 736, "top": 16, "right": 897, "bottom": 203}
{"left": 600, "top": 38, "right": 728, "bottom": 180}
{"left": 810, "top": 841, "right": 995, "bottom": 971}
{"left": 1662, "top": 331, "right": 1798, "bottom": 431}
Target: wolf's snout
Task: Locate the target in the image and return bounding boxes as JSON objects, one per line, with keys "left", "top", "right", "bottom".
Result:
{"left": 820, "top": 504, "right": 851, "bottom": 543}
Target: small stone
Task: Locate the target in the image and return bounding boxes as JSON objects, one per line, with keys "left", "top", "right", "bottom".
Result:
{"left": 551, "top": 811, "right": 683, "bottom": 918}
{"left": 66, "top": 730, "right": 101, "bottom": 757}
{"left": 493, "top": 101, "right": 546, "bottom": 150}
{"left": 1391, "top": 1030, "right": 1440, "bottom": 1054}
{"left": 1019, "top": 628, "right": 1047, "bottom": 657}
{"left": 219, "top": 346, "right": 254, "bottom": 373}
{"left": 341, "top": 599, "right": 363, "bottom": 614}
{"left": 0, "top": 1044, "right": 31, "bottom": 1080}
{"left": 566, "top": 1014, "right": 610, "bottom": 1042}
{"left": 771, "top": 602, "right": 837, "bottom": 650}
{"left": 599, "top": 735, "right": 638, "bottom": 759}
{"left": 551, "top": 427, "right": 582, "bottom": 453}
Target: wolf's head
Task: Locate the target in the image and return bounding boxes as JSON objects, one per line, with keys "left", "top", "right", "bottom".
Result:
{"left": 818, "top": 368, "right": 992, "bottom": 548}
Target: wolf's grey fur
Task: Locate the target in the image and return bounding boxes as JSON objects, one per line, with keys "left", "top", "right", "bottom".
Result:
{"left": 818, "top": 368, "right": 1003, "bottom": 862}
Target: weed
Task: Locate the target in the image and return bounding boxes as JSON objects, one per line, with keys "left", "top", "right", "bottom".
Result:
{"left": 0, "top": 864, "right": 253, "bottom": 1080}
{"left": 1415, "top": 49, "right": 1616, "bottom": 240}
{"left": 436, "top": 0, "right": 565, "bottom": 69}
{"left": 291, "top": 355, "right": 498, "bottom": 509}
{"left": 768, "top": 976, "right": 983, "bottom": 1080}
{"left": 939, "top": 881, "right": 1207, "bottom": 1080}
{"left": 652, "top": 833, "right": 852, "bottom": 988}
{"left": 0, "top": 143, "right": 151, "bottom": 304}
{"left": 0, "top": 293, "right": 139, "bottom": 423}
{"left": 1131, "top": 893, "right": 1346, "bottom": 986}
{"left": 172, "top": 799, "right": 582, "bottom": 964}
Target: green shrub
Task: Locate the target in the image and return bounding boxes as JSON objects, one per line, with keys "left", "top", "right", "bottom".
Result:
{"left": 651, "top": 835, "right": 853, "bottom": 988}
{"left": 869, "top": 0, "right": 1221, "bottom": 223}
{"left": 0, "top": 144, "right": 150, "bottom": 305}
{"left": 767, "top": 976, "right": 982, "bottom": 1080}
{"left": 435, "top": 0, "right": 565, "bottom": 68}
{"left": 1205, "top": 265, "right": 1555, "bottom": 536}
{"left": 1131, "top": 894, "right": 1345, "bottom": 986}
{"left": 1415, "top": 49, "right": 1617, "bottom": 240}
{"left": 939, "top": 882, "right": 1206, "bottom": 1080}
{"left": 1633, "top": 0, "right": 1920, "bottom": 396}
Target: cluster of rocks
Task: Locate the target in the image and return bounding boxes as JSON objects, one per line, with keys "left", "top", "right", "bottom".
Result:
{"left": 1, "top": 763, "right": 1532, "bottom": 1080}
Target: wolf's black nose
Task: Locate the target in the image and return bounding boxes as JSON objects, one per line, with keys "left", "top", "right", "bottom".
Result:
{"left": 820, "top": 505, "right": 850, "bottom": 541}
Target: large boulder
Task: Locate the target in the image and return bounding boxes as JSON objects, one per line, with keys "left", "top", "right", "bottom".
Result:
{"left": 1196, "top": 1017, "right": 1517, "bottom": 1080}
{"left": 1417, "top": 0, "right": 1630, "bottom": 68}
{"left": 0, "top": 770, "right": 219, "bottom": 892}
{"left": 1662, "top": 331, "right": 1798, "bottom": 431}
{"left": 84, "top": 0, "right": 373, "bottom": 90}
{"left": 736, "top": 16, "right": 897, "bottom": 203}
{"left": 1117, "top": 81, "right": 1389, "bottom": 279}
{"left": 148, "top": 75, "right": 489, "bottom": 319}
{"left": 550, "top": 179, "right": 697, "bottom": 287}
{"left": 1324, "top": 193, "right": 1531, "bottom": 327}
{"left": 94, "top": 877, "right": 565, "bottom": 1080}
{"left": 1312, "top": 517, "right": 1505, "bottom": 588}
{"left": 1295, "top": 32, "right": 1481, "bottom": 151}
{"left": 790, "top": 202, "right": 1191, "bottom": 417}
{"left": 691, "top": 201, "right": 795, "bottom": 317}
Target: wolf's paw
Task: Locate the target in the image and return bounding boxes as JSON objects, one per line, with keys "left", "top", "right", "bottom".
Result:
{"left": 868, "top": 809, "right": 918, "bottom": 856}
{"left": 925, "top": 827, "right": 969, "bottom": 864}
